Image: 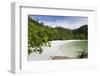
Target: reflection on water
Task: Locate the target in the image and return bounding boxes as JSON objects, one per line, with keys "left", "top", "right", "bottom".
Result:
{"left": 60, "top": 40, "right": 88, "bottom": 58}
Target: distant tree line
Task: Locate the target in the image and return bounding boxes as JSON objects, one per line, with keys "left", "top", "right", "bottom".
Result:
{"left": 28, "top": 16, "right": 88, "bottom": 55}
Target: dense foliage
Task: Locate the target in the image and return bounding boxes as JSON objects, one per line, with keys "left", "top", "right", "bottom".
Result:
{"left": 28, "top": 16, "right": 88, "bottom": 55}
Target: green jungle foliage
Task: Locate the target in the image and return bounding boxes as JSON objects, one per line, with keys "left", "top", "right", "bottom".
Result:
{"left": 28, "top": 16, "right": 88, "bottom": 55}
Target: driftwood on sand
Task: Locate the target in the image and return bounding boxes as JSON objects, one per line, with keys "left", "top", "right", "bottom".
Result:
{"left": 50, "top": 56, "right": 75, "bottom": 60}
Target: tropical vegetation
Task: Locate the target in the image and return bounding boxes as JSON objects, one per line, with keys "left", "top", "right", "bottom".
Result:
{"left": 28, "top": 16, "right": 88, "bottom": 55}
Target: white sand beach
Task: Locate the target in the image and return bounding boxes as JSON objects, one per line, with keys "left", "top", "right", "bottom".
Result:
{"left": 28, "top": 40, "right": 87, "bottom": 61}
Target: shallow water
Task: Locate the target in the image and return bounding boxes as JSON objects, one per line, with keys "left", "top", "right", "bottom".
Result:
{"left": 59, "top": 40, "right": 88, "bottom": 57}
{"left": 29, "top": 40, "right": 88, "bottom": 61}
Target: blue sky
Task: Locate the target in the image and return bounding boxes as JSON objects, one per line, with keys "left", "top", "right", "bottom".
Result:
{"left": 31, "top": 15, "right": 88, "bottom": 29}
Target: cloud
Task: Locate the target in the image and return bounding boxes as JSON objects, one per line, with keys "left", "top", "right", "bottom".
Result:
{"left": 42, "top": 17, "right": 88, "bottom": 29}
{"left": 31, "top": 15, "right": 88, "bottom": 29}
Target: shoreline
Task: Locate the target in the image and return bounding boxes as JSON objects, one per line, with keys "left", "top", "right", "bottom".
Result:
{"left": 29, "top": 40, "right": 88, "bottom": 61}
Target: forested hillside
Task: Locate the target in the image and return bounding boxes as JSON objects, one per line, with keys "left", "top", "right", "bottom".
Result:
{"left": 28, "top": 16, "right": 88, "bottom": 54}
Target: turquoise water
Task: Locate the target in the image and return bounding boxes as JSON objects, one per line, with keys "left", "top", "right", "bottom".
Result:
{"left": 60, "top": 40, "right": 88, "bottom": 58}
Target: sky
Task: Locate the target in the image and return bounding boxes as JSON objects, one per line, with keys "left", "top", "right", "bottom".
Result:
{"left": 31, "top": 15, "right": 88, "bottom": 29}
